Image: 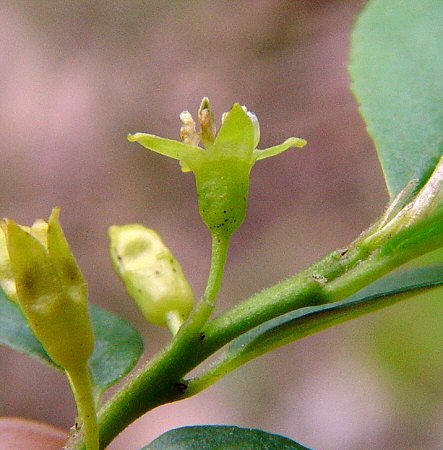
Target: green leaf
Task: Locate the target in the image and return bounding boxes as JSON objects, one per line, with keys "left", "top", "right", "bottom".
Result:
{"left": 350, "top": 0, "right": 443, "bottom": 197}
{"left": 142, "top": 425, "right": 310, "bottom": 450}
{"left": 225, "top": 265, "right": 443, "bottom": 369}
{"left": 0, "top": 289, "right": 143, "bottom": 391}
{"left": 0, "top": 288, "right": 51, "bottom": 364}
{"left": 88, "top": 304, "right": 144, "bottom": 391}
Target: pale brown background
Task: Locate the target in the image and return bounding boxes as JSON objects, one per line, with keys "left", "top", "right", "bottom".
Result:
{"left": 1, "top": 1, "right": 443, "bottom": 449}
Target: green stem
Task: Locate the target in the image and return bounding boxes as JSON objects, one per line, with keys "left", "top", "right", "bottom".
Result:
{"left": 70, "top": 234, "right": 230, "bottom": 449}
{"left": 67, "top": 363, "right": 99, "bottom": 450}
{"left": 204, "top": 236, "right": 230, "bottom": 304}
{"left": 186, "top": 279, "right": 443, "bottom": 396}
{"left": 180, "top": 235, "right": 230, "bottom": 334}
{"left": 72, "top": 210, "right": 443, "bottom": 449}
{"left": 203, "top": 209, "right": 443, "bottom": 349}
{"left": 166, "top": 311, "right": 185, "bottom": 336}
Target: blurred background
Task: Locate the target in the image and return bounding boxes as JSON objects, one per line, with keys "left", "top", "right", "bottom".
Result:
{"left": 1, "top": 1, "right": 442, "bottom": 449}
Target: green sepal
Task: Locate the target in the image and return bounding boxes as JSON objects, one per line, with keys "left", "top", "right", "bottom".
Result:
{"left": 47, "top": 208, "right": 88, "bottom": 306}
{"left": 254, "top": 137, "right": 307, "bottom": 161}
{"left": 127, "top": 133, "right": 203, "bottom": 168}
{"left": 212, "top": 103, "right": 255, "bottom": 160}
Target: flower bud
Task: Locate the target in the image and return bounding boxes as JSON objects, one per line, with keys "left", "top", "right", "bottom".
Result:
{"left": 1, "top": 208, "right": 94, "bottom": 372}
{"left": 109, "top": 224, "right": 194, "bottom": 334}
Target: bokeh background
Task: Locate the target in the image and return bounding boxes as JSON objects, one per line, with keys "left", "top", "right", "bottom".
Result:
{"left": 1, "top": 1, "right": 443, "bottom": 449}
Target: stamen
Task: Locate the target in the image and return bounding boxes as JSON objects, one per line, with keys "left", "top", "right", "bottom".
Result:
{"left": 180, "top": 111, "right": 200, "bottom": 146}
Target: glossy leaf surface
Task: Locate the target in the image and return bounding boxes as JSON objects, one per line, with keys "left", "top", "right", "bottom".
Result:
{"left": 143, "top": 425, "right": 310, "bottom": 450}
{"left": 350, "top": 0, "right": 443, "bottom": 197}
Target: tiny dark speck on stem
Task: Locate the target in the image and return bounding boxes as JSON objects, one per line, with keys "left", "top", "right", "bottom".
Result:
{"left": 173, "top": 381, "right": 188, "bottom": 395}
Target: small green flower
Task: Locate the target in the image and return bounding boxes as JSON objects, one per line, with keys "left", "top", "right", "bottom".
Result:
{"left": 128, "top": 99, "right": 306, "bottom": 241}
{"left": 0, "top": 208, "right": 94, "bottom": 372}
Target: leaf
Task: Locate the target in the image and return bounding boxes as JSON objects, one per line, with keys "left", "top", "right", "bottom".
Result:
{"left": 88, "top": 304, "right": 144, "bottom": 392}
{"left": 225, "top": 265, "right": 443, "bottom": 368}
{"left": 349, "top": 0, "right": 443, "bottom": 197}
{"left": 0, "top": 289, "right": 143, "bottom": 392}
{"left": 142, "top": 425, "right": 311, "bottom": 450}
{"left": 0, "top": 287, "right": 51, "bottom": 364}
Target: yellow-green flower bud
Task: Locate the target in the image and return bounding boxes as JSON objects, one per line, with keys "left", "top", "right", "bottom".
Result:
{"left": 1, "top": 208, "right": 94, "bottom": 372}
{"left": 128, "top": 98, "right": 306, "bottom": 241}
{"left": 109, "top": 224, "right": 194, "bottom": 334}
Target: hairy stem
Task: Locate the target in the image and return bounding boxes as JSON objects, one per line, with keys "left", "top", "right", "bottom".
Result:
{"left": 186, "top": 280, "right": 443, "bottom": 396}
{"left": 72, "top": 209, "right": 443, "bottom": 449}
{"left": 203, "top": 210, "right": 443, "bottom": 349}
